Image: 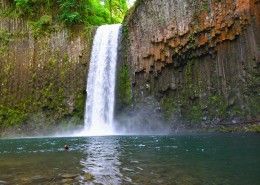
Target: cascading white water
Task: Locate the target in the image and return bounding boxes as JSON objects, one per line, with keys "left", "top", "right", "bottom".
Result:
{"left": 82, "top": 24, "right": 121, "bottom": 136}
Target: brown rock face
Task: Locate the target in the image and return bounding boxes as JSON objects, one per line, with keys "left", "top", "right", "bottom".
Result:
{"left": 122, "top": 0, "right": 260, "bottom": 127}
{"left": 0, "top": 15, "right": 94, "bottom": 127}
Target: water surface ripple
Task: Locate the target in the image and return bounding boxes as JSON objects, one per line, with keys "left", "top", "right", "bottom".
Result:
{"left": 0, "top": 134, "right": 259, "bottom": 185}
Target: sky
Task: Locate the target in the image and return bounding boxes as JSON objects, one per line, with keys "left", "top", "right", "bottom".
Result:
{"left": 100, "top": 0, "right": 136, "bottom": 7}
{"left": 128, "top": 0, "right": 136, "bottom": 7}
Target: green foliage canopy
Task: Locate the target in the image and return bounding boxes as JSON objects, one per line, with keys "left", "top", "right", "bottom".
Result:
{"left": 8, "top": 0, "right": 128, "bottom": 27}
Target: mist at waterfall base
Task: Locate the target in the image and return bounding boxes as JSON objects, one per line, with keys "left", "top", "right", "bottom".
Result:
{"left": 72, "top": 24, "right": 170, "bottom": 137}
{"left": 113, "top": 96, "right": 171, "bottom": 135}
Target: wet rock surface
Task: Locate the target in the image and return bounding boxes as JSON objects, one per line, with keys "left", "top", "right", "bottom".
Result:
{"left": 0, "top": 180, "right": 7, "bottom": 185}
{"left": 31, "top": 175, "right": 45, "bottom": 181}
{"left": 120, "top": 0, "right": 260, "bottom": 129}
{"left": 83, "top": 173, "right": 95, "bottom": 181}
{"left": 61, "top": 174, "right": 78, "bottom": 179}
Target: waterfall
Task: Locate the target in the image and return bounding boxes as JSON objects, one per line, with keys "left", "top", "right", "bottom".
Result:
{"left": 82, "top": 24, "right": 121, "bottom": 136}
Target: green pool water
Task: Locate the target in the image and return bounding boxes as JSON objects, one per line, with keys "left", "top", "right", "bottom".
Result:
{"left": 0, "top": 134, "right": 259, "bottom": 184}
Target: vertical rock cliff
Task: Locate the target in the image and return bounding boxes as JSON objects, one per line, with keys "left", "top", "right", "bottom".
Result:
{"left": 0, "top": 1, "right": 94, "bottom": 130}
{"left": 120, "top": 0, "right": 260, "bottom": 129}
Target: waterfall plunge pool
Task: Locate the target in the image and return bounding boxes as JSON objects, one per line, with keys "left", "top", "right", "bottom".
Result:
{"left": 0, "top": 134, "right": 259, "bottom": 185}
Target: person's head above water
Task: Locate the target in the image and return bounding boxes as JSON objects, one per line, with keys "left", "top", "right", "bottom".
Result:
{"left": 64, "top": 145, "right": 69, "bottom": 150}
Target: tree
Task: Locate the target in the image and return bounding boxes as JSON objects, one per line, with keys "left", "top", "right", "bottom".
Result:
{"left": 104, "top": 0, "right": 128, "bottom": 23}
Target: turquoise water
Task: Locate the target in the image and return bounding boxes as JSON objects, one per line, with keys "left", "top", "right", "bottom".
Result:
{"left": 0, "top": 134, "right": 259, "bottom": 184}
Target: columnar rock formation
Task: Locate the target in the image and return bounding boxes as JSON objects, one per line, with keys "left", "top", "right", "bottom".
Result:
{"left": 0, "top": 6, "right": 94, "bottom": 127}
{"left": 122, "top": 0, "right": 260, "bottom": 127}
{"left": 1, "top": 0, "right": 259, "bottom": 132}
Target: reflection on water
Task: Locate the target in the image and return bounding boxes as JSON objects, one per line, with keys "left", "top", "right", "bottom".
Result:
{"left": 81, "top": 137, "right": 122, "bottom": 184}
{"left": 0, "top": 134, "right": 259, "bottom": 185}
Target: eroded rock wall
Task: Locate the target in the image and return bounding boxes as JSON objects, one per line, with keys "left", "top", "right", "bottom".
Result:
{"left": 0, "top": 15, "right": 94, "bottom": 128}
{"left": 123, "top": 0, "right": 260, "bottom": 128}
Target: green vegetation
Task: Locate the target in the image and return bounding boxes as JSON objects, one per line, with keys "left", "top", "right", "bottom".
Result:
{"left": 189, "top": 104, "right": 203, "bottom": 124}
{"left": 188, "top": 33, "right": 196, "bottom": 48}
{"left": 119, "top": 64, "right": 131, "bottom": 106}
{"left": 1, "top": 0, "right": 129, "bottom": 35}
{"left": 0, "top": 29, "right": 9, "bottom": 45}
{"left": 116, "top": 22, "right": 132, "bottom": 110}
{"left": 160, "top": 97, "right": 177, "bottom": 123}
{"left": 203, "top": 0, "right": 210, "bottom": 12}
{"left": 73, "top": 93, "right": 86, "bottom": 121}
{"left": 247, "top": 124, "right": 260, "bottom": 133}
{"left": 0, "top": 105, "right": 27, "bottom": 128}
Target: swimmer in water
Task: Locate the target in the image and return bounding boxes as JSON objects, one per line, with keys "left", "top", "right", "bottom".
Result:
{"left": 64, "top": 145, "right": 69, "bottom": 150}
